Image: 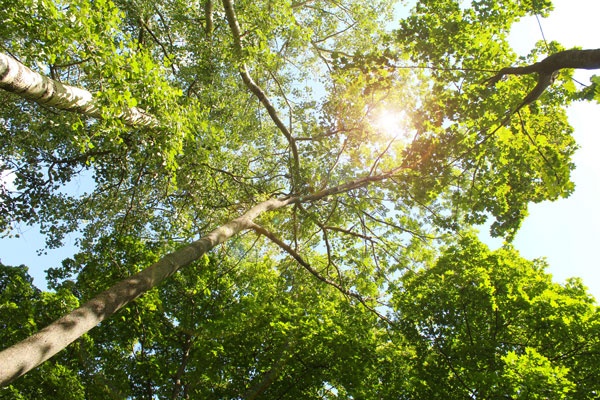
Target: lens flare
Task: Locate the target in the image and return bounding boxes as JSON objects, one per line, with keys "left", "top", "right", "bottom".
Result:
{"left": 374, "top": 109, "right": 405, "bottom": 138}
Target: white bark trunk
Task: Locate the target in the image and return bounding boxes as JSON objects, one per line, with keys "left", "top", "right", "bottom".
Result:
{"left": 0, "top": 53, "right": 157, "bottom": 126}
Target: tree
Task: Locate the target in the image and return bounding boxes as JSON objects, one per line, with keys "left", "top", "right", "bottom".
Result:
{"left": 393, "top": 235, "right": 600, "bottom": 399}
{"left": 3, "top": 239, "right": 598, "bottom": 398}
{"left": 0, "top": 0, "right": 598, "bottom": 395}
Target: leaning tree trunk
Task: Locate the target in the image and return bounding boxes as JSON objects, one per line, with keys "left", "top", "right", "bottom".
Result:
{"left": 0, "top": 53, "right": 157, "bottom": 126}
{"left": 0, "top": 196, "right": 293, "bottom": 385}
{"left": 0, "top": 164, "right": 397, "bottom": 385}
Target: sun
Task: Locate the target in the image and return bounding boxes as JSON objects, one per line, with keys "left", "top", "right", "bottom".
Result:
{"left": 373, "top": 109, "right": 406, "bottom": 138}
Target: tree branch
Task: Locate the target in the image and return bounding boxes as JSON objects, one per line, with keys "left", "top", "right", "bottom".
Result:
{"left": 487, "top": 48, "right": 600, "bottom": 86}
{"left": 250, "top": 222, "right": 393, "bottom": 324}
{"left": 171, "top": 334, "right": 193, "bottom": 400}
{"left": 139, "top": 18, "right": 178, "bottom": 74}
{"left": 204, "top": 0, "right": 214, "bottom": 37}
{"left": 243, "top": 341, "right": 291, "bottom": 400}
{"left": 486, "top": 48, "right": 600, "bottom": 127}
{"left": 221, "top": 0, "right": 301, "bottom": 189}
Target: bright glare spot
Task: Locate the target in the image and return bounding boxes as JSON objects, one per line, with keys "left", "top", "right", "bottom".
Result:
{"left": 373, "top": 109, "right": 406, "bottom": 138}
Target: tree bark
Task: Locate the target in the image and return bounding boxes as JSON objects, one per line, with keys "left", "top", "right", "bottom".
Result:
{"left": 204, "top": 0, "right": 214, "bottom": 37}
{"left": 488, "top": 48, "right": 600, "bottom": 85}
{"left": 485, "top": 48, "right": 600, "bottom": 126}
{"left": 0, "top": 53, "right": 157, "bottom": 127}
{"left": 0, "top": 196, "right": 292, "bottom": 386}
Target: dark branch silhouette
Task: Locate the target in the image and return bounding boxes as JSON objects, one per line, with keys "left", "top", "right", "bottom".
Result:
{"left": 487, "top": 48, "right": 600, "bottom": 126}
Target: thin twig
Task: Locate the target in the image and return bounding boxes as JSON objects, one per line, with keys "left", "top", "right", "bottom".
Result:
{"left": 250, "top": 222, "right": 392, "bottom": 324}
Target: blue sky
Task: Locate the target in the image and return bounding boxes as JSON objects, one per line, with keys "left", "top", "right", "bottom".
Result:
{"left": 1, "top": 0, "right": 599, "bottom": 300}
{"left": 490, "top": 0, "right": 600, "bottom": 300}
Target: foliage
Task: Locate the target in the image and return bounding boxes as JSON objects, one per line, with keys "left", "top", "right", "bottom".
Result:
{"left": 4, "top": 237, "right": 599, "bottom": 398}
{"left": 0, "top": 264, "right": 87, "bottom": 399}
{"left": 393, "top": 235, "right": 600, "bottom": 398}
{"left": 0, "top": 0, "right": 598, "bottom": 396}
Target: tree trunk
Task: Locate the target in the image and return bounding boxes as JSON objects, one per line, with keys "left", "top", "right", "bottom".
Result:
{"left": 0, "top": 196, "right": 292, "bottom": 386}
{"left": 0, "top": 53, "right": 157, "bottom": 127}
{"left": 0, "top": 162, "right": 401, "bottom": 385}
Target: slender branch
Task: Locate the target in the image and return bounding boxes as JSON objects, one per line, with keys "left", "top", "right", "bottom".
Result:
{"left": 153, "top": 6, "right": 176, "bottom": 51}
{"left": 317, "top": 138, "right": 347, "bottom": 191}
{"left": 517, "top": 111, "right": 562, "bottom": 185}
{"left": 324, "top": 225, "right": 374, "bottom": 242}
{"left": 361, "top": 209, "right": 432, "bottom": 242}
{"left": 356, "top": 210, "right": 410, "bottom": 264}
{"left": 268, "top": 69, "right": 294, "bottom": 134}
{"left": 139, "top": 18, "right": 178, "bottom": 74}
{"left": 369, "top": 134, "right": 398, "bottom": 176}
{"left": 311, "top": 21, "right": 357, "bottom": 44}
{"left": 295, "top": 202, "right": 345, "bottom": 281}
{"left": 171, "top": 334, "right": 194, "bottom": 400}
{"left": 221, "top": 0, "right": 301, "bottom": 188}
{"left": 435, "top": 342, "right": 476, "bottom": 398}
{"left": 298, "top": 165, "right": 404, "bottom": 203}
{"left": 204, "top": 0, "right": 214, "bottom": 37}
{"left": 250, "top": 222, "right": 393, "bottom": 324}
{"left": 461, "top": 301, "right": 475, "bottom": 348}
{"left": 243, "top": 341, "right": 291, "bottom": 400}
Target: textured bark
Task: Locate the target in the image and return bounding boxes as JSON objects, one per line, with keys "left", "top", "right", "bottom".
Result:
{"left": 0, "top": 196, "right": 293, "bottom": 386}
{"left": 486, "top": 48, "right": 600, "bottom": 126}
{"left": 0, "top": 52, "right": 157, "bottom": 126}
{"left": 204, "top": 0, "right": 214, "bottom": 37}
{"left": 488, "top": 48, "right": 600, "bottom": 85}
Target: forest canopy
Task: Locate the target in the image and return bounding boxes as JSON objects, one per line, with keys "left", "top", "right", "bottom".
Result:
{"left": 0, "top": 0, "right": 599, "bottom": 398}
